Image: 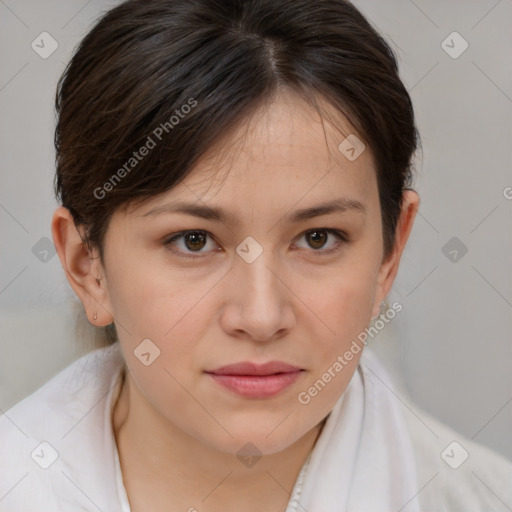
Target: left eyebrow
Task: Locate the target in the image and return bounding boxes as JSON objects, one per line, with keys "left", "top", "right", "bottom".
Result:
{"left": 140, "top": 197, "right": 367, "bottom": 224}
{"left": 286, "top": 198, "right": 367, "bottom": 222}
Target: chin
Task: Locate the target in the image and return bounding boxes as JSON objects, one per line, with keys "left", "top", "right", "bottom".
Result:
{"left": 204, "top": 424, "right": 307, "bottom": 458}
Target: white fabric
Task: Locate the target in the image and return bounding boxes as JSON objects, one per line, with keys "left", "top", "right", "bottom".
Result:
{"left": 0, "top": 341, "right": 510, "bottom": 511}
{"left": 295, "top": 347, "right": 422, "bottom": 511}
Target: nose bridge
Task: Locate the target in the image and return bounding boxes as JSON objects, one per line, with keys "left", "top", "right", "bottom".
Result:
{"left": 230, "top": 238, "right": 290, "bottom": 337}
{"left": 237, "top": 240, "right": 281, "bottom": 304}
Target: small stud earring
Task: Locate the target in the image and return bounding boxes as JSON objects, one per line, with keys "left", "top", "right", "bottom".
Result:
{"left": 93, "top": 312, "right": 97, "bottom": 320}
{"left": 371, "top": 301, "right": 385, "bottom": 321}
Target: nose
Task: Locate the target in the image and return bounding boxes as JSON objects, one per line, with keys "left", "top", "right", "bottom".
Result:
{"left": 219, "top": 248, "right": 295, "bottom": 342}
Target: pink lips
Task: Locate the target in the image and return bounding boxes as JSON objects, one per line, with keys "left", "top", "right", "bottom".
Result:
{"left": 205, "top": 361, "right": 304, "bottom": 398}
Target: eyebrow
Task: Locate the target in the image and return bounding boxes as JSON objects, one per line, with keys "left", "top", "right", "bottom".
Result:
{"left": 141, "top": 197, "right": 367, "bottom": 224}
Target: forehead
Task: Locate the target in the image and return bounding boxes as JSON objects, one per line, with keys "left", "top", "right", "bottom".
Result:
{"left": 187, "top": 90, "right": 376, "bottom": 203}
{"left": 130, "top": 88, "right": 379, "bottom": 216}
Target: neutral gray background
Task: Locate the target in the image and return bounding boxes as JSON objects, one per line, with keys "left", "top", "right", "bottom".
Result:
{"left": 1, "top": 0, "right": 511, "bottom": 463}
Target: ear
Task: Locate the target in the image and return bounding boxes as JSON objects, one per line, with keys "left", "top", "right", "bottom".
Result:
{"left": 371, "top": 189, "right": 420, "bottom": 319}
{"left": 51, "top": 206, "right": 114, "bottom": 326}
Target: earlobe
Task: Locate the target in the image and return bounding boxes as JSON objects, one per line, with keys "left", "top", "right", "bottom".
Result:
{"left": 51, "top": 206, "right": 114, "bottom": 326}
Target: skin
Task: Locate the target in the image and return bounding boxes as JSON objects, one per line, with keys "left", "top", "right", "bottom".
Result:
{"left": 52, "top": 88, "right": 419, "bottom": 512}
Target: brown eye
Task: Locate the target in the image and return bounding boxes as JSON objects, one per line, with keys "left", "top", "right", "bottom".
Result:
{"left": 294, "top": 228, "right": 348, "bottom": 254}
{"left": 164, "top": 230, "right": 220, "bottom": 259}
{"left": 306, "top": 230, "right": 329, "bottom": 249}
{"left": 183, "top": 231, "right": 207, "bottom": 251}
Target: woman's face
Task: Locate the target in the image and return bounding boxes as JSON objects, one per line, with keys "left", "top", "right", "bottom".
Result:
{"left": 80, "top": 90, "right": 411, "bottom": 455}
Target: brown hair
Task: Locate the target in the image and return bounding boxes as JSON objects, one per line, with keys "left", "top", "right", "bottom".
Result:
{"left": 54, "top": 0, "right": 421, "bottom": 346}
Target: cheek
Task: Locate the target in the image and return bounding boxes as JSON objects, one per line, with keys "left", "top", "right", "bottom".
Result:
{"left": 109, "top": 269, "right": 209, "bottom": 411}
{"left": 307, "top": 260, "right": 377, "bottom": 338}
{"left": 105, "top": 249, "right": 208, "bottom": 338}
{"left": 294, "top": 270, "right": 376, "bottom": 415}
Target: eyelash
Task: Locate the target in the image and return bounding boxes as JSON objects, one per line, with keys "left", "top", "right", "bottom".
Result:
{"left": 163, "top": 228, "right": 349, "bottom": 260}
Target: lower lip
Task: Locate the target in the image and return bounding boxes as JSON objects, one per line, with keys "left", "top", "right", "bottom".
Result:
{"left": 206, "top": 371, "right": 303, "bottom": 398}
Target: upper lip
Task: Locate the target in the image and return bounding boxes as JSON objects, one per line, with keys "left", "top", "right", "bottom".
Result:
{"left": 206, "top": 361, "right": 302, "bottom": 376}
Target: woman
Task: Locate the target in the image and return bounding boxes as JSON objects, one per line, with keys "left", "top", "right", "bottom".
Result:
{"left": 1, "top": 0, "right": 510, "bottom": 510}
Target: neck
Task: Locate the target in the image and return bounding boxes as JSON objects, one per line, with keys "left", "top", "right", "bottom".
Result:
{"left": 112, "top": 369, "right": 328, "bottom": 512}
